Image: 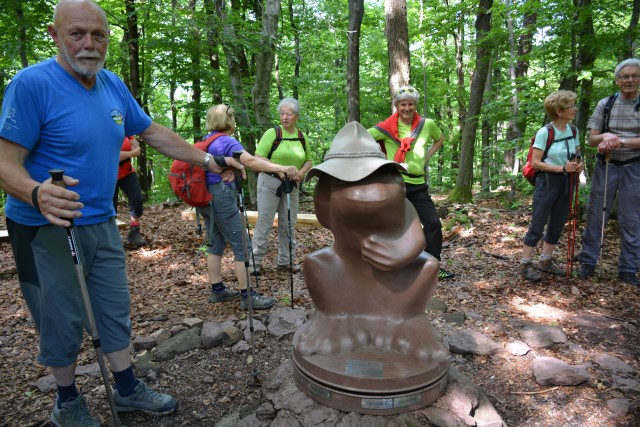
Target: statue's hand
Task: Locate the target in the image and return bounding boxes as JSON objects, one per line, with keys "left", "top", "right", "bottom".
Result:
{"left": 361, "top": 235, "right": 415, "bottom": 271}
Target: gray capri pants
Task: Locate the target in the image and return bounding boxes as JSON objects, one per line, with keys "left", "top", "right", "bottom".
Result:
{"left": 7, "top": 217, "right": 131, "bottom": 366}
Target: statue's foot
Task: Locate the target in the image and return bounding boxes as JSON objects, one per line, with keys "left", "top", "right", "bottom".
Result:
{"left": 295, "top": 315, "right": 370, "bottom": 356}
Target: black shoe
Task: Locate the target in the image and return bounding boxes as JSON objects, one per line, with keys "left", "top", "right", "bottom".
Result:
{"left": 277, "top": 263, "right": 301, "bottom": 273}
{"left": 618, "top": 272, "right": 640, "bottom": 286}
{"left": 576, "top": 263, "right": 596, "bottom": 279}
{"left": 240, "top": 292, "right": 275, "bottom": 310}
{"left": 127, "top": 226, "right": 147, "bottom": 247}
{"left": 438, "top": 268, "right": 455, "bottom": 280}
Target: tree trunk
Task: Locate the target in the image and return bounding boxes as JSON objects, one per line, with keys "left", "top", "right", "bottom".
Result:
{"left": 253, "top": 0, "right": 280, "bottom": 129}
{"left": 288, "top": 0, "right": 301, "bottom": 100}
{"left": 15, "top": 1, "right": 29, "bottom": 68}
{"left": 218, "top": 0, "right": 260, "bottom": 202}
{"left": 449, "top": 0, "right": 493, "bottom": 204}
{"left": 384, "top": 0, "right": 410, "bottom": 105}
{"left": 622, "top": 0, "right": 640, "bottom": 59}
{"left": 347, "top": 0, "right": 364, "bottom": 123}
{"left": 189, "top": 0, "right": 202, "bottom": 134}
{"left": 124, "top": 0, "right": 150, "bottom": 198}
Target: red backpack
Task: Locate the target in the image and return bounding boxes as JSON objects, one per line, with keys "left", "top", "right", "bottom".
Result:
{"left": 168, "top": 132, "right": 223, "bottom": 206}
{"left": 522, "top": 123, "right": 577, "bottom": 185}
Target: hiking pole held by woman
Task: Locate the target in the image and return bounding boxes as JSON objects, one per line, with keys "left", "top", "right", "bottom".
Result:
{"left": 49, "top": 169, "right": 122, "bottom": 427}
{"left": 283, "top": 176, "right": 296, "bottom": 308}
{"left": 566, "top": 154, "right": 581, "bottom": 282}
{"left": 232, "top": 152, "right": 261, "bottom": 384}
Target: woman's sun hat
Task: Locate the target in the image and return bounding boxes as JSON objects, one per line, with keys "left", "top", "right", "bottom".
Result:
{"left": 306, "top": 121, "right": 406, "bottom": 182}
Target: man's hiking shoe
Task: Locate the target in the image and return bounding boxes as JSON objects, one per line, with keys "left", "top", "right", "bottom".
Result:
{"left": 127, "top": 226, "right": 147, "bottom": 247}
{"left": 576, "top": 263, "right": 596, "bottom": 279}
{"left": 438, "top": 268, "right": 455, "bottom": 280}
{"left": 208, "top": 288, "right": 241, "bottom": 303}
{"left": 522, "top": 262, "right": 542, "bottom": 282}
{"left": 619, "top": 272, "right": 640, "bottom": 286}
{"left": 249, "top": 265, "right": 262, "bottom": 276}
{"left": 277, "top": 263, "right": 301, "bottom": 273}
{"left": 240, "top": 292, "right": 276, "bottom": 311}
{"left": 114, "top": 380, "right": 177, "bottom": 415}
{"left": 537, "top": 258, "right": 565, "bottom": 276}
{"left": 50, "top": 394, "right": 100, "bottom": 427}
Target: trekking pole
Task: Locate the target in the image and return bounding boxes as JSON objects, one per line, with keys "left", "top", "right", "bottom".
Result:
{"left": 49, "top": 169, "right": 121, "bottom": 427}
{"left": 598, "top": 152, "right": 611, "bottom": 275}
{"left": 231, "top": 153, "right": 260, "bottom": 384}
{"left": 566, "top": 169, "right": 579, "bottom": 282}
{"left": 283, "top": 176, "right": 295, "bottom": 308}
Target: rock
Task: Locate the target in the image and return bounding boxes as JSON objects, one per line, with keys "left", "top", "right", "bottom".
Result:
{"left": 222, "top": 326, "right": 243, "bottom": 347}
{"left": 152, "top": 327, "right": 201, "bottom": 361}
{"left": 182, "top": 317, "right": 204, "bottom": 329}
{"left": 441, "top": 312, "right": 466, "bottom": 326}
{"left": 133, "top": 350, "right": 159, "bottom": 375}
{"left": 426, "top": 297, "right": 448, "bottom": 314}
{"left": 611, "top": 375, "right": 640, "bottom": 395}
{"left": 150, "top": 328, "right": 171, "bottom": 343}
{"left": 238, "top": 318, "right": 267, "bottom": 341}
{"left": 132, "top": 335, "right": 157, "bottom": 351}
{"left": 446, "top": 329, "right": 503, "bottom": 355}
{"left": 232, "top": 340, "right": 250, "bottom": 352}
{"left": 518, "top": 325, "right": 567, "bottom": 349}
{"left": 593, "top": 353, "right": 635, "bottom": 374}
{"left": 483, "top": 322, "right": 507, "bottom": 337}
{"left": 421, "top": 406, "right": 465, "bottom": 427}
{"left": 606, "top": 398, "right": 632, "bottom": 417}
{"left": 267, "top": 307, "right": 307, "bottom": 340}
{"left": 505, "top": 340, "right": 530, "bottom": 356}
{"left": 533, "top": 356, "right": 590, "bottom": 386}
{"left": 170, "top": 325, "right": 188, "bottom": 336}
{"left": 201, "top": 321, "right": 224, "bottom": 349}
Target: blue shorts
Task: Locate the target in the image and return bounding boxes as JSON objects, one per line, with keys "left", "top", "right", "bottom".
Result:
{"left": 196, "top": 183, "right": 245, "bottom": 260}
{"left": 7, "top": 217, "right": 131, "bottom": 366}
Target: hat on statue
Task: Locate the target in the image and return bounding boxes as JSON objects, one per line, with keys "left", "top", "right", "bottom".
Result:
{"left": 306, "top": 121, "right": 406, "bottom": 182}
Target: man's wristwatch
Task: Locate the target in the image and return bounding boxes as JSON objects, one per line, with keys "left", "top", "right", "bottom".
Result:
{"left": 202, "top": 153, "right": 212, "bottom": 170}
{"left": 620, "top": 138, "right": 626, "bottom": 148}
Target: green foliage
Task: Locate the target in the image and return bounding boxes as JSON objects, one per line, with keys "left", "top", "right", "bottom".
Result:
{"left": 0, "top": 0, "right": 637, "bottom": 204}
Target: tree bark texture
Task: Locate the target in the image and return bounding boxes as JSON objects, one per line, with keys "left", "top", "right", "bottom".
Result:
{"left": 347, "top": 0, "right": 364, "bottom": 123}
{"left": 451, "top": 0, "right": 493, "bottom": 203}
{"left": 384, "top": 0, "right": 410, "bottom": 108}
{"left": 253, "top": 0, "right": 281, "bottom": 129}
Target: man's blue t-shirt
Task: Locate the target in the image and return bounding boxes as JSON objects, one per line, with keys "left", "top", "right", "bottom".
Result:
{"left": 0, "top": 58, "right": 152, "bottom": 226}
{"left": 204, "top": 132, "right": 243, "bottom": 186}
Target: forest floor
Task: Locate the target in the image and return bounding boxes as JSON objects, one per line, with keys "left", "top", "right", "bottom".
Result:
{"left": 1, "top": 190, "right": 639, "bottom": 427}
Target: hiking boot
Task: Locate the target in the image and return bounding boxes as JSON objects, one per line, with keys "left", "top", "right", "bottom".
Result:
{"left": 50, "top": 394, "right": 100, "bottom": 427}
{"left": 438, "top": 268, "right": 455, "bottom": 280}
{"left": 537, "top": 258, "right": 565, "bottom": 276}
{"left": 522, "top": 262, "right": 542, "bottom": 282}
{"left": 576, "top": 263, "right": 596, "bottom": 279}
{"left": 240, "top": 292, "right": 276, "bottom": 311}
{"left": 277, "top": 263, "right": 301, "bottom": 273}
{"left": 619, "top": 272, "right": 640, "bottom": 286}
{"left": 208, "top": 287, "right": 241, "bottom": 303}
{"left": 127, "top": 226, "right": 147, "bottom": 247}
{"left": 114, "top": 379, "right": 177, "bottom": 415}
{"left": 249, "top": 264, "right": 262, "bottom": 276}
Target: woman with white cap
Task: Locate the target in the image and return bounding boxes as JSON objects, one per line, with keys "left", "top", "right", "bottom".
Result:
{"left": 368, "top": 86, "right": 454, "bottom": 280}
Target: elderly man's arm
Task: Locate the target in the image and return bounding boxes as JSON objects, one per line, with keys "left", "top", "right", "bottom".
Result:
{"left": 139, "top": 123, "right": 243, "bottom": 174}
{"left": 0, "top": 137, "right": 83, "bottom": 227}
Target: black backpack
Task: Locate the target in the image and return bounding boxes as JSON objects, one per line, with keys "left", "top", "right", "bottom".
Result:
{"left": 266, "top": 125, "right": 306, "bottom": 159}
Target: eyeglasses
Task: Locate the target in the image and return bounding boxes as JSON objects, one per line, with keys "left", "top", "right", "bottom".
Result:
{"left": 617, "top": 74, "right": 640, "bottom": 81}
{"left": 224, "top": 103, "right": 230, "bottom": 115}
{"left": 397, "top": 87, "right": 416, "bottom": 95}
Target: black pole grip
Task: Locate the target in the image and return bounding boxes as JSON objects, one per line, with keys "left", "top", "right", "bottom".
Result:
{"left": 48, "top": 169, "right": 73, "bottom": 226}
{"left": 49, "top": 169, "right": 65, "bottom": 187}
{"left": 232, "top": 151, "right": 243, "bottom": 191}
{"left": 282, "top": 177, "right": 295, "bottom": 194}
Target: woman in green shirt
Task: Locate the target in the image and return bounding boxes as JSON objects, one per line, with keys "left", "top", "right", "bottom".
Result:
{"left": 251, "top": 98, "right": 313, "bottom": 275}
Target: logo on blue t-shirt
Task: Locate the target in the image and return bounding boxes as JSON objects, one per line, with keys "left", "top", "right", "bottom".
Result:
{"left": 111, "top": 109, "right": 124, "bottom": 125}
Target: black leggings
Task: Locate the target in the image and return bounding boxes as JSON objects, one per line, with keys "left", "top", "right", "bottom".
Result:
{"left": 113, "top": 172, "right": 144, "bottom": 218}
{"left": 405, "top": 183, "right": 443, "bottom": 260}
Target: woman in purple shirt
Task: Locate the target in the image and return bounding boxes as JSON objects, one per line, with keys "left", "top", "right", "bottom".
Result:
{"left": 197, "top": 104, "right": 297, "bottom": 310}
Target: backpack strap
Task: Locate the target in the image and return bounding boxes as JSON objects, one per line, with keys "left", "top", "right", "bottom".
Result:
{"left": 540, "top": 123, "right": 555, "bottom": 161}
{"left": 602, "top": 93, "right": 618, "bottom": 133}
{"left": 267, "top": 125, "right": 306, "bottom": 159}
